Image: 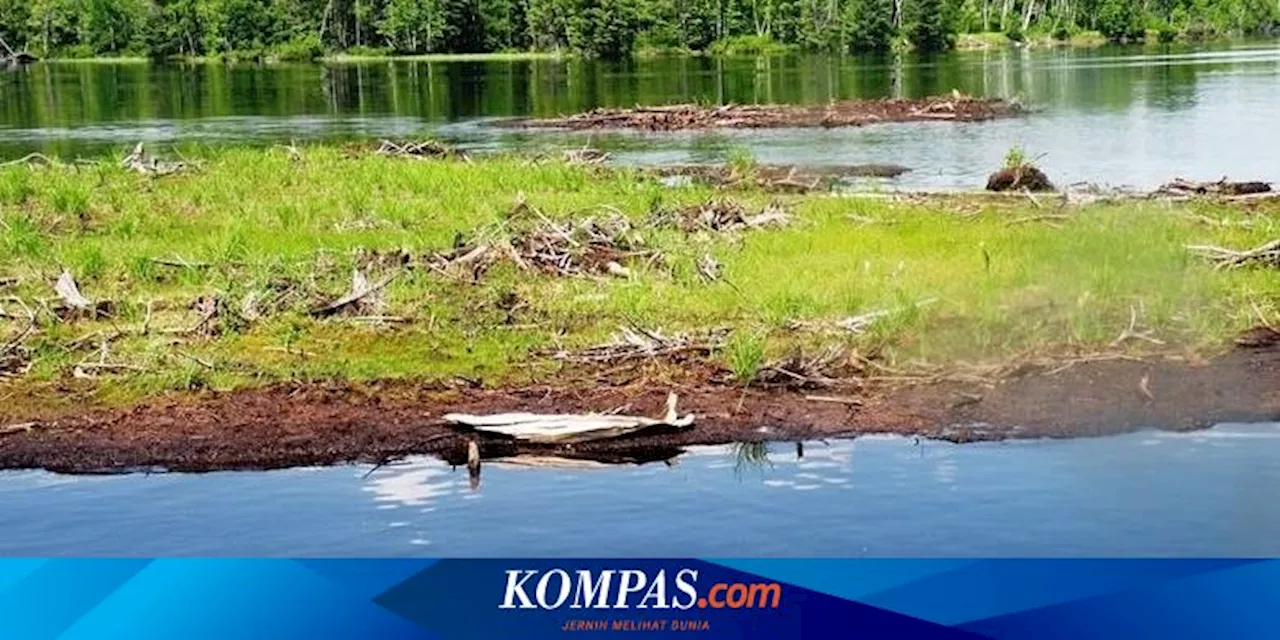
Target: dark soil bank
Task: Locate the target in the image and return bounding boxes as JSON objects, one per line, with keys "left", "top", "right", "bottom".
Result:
{"left": 2, "top": 345, "right": 1277, "bottom": 474}
{"left": 503, "top": 96, "right": 1023, "bottom": 131}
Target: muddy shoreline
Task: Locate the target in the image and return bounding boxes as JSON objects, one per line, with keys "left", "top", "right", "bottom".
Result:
{"left": 2, "top": 345, "right": 1277, "bottom": 474}
{"left": 502, "top": 96, "right": 1023, "bottom": 131}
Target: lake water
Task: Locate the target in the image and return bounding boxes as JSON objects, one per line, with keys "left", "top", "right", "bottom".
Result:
{"left": 3, "top": 423, "right": 1280, "bottom": 556}
{"left": 2, "top": 43, "right": 1279, "bottom": 189}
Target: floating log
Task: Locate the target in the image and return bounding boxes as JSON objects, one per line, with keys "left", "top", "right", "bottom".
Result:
{"left": 444, "top": 392, "right": 694, "bottom": 444}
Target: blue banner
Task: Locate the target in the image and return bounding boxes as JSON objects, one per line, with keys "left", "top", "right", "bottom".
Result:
{"left": 2, "top": 559, "right": 1277, "bottom": 639}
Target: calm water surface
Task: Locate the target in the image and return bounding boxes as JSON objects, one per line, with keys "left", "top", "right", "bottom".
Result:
{"left": 2, "top": 43, "right": 1279, "bottom": 188}
{"left": 3, "top": 423, "right": 1280, "bottom": 556}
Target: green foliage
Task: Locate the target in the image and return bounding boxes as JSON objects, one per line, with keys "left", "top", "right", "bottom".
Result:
{"left": 274, "top": 34, "right": 322, "bottom": 60}
{"left": 906, "top": 0, "right": 952, "bottom": 51}
{"left": 0, "top": 0, "right": 1274, "bottom": 59}
{"left": 565, "top": 0, "right": 639, "bottom": 58}
{"left": 1096, "top": 0, "right": 1145, "bottom": 39}
{"left": 1003, "top": 145, "right": 1027, "bottom": 169}
{"left": 846, "top": 0, "right": 895, "bottom": 52}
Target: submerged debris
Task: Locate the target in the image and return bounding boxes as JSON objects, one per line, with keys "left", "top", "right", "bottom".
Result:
{"left": 503, "top": 95, "right": 1024, "bottom": 131}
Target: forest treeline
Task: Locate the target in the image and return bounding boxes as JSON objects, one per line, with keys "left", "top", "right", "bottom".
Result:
{"left": 0, "top": 0, "right": 1276, "bottom": 60}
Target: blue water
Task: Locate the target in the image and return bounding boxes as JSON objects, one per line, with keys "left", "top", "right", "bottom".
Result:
{"left": 2, "top": 423, "right": 1279, "bottom": 556}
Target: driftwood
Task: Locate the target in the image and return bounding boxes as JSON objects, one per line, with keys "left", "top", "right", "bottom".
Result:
{"left": 53, "top": 270, "right": 113, "bottom": 318}
{"left": 0, "top": 422, "right": 38, "bottom": 436}
{"left": 122, "top": 143, "right": 186, "bottom": 176}
{"left": 310, "top": 269, "right": 398, "bottom": 317}
{"left": 54, "top": 271, "right": 93, "bottom": 310}
{"left": 1158, "top": 177, "right": 1272, "bottom": 197}
{"left": 1186, "top": 240, "right": 1280, "bottom": 270}
{"left": 444, "top": 392, "right": 694, "bottom": 444}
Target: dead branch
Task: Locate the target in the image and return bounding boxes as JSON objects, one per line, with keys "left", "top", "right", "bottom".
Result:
{"left": 122, "top": 142, "right": 186, "bottom": 177}
{"left": 1186, "top": 239, "right": 1280, "bottom": 270}
{"left": 310, "top": 269, "right": 399, "bottom": 317}
{"left": 550, "top": 325, "right": 727, "bottom": 364}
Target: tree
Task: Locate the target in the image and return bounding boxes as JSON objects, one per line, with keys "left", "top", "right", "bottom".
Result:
{"left": 439, "top": 0, "right": 486, "bottom": 52}
{"left": 198, "top": 0, "right": 283, "bottom": 52}
{"left": 565, "top": 0, "right": 639, "bottom": 58}
{"left": 379, "top": 0, "right": 445, "bottom": 51}
{"left": 1095, "top": 0, "right": 1143, "bottom": 39}
{"left": 846, "top": 0, "right": 895, "bottom": 51}
{"left": 82, "top": 0, "right": 146, "bottom": 53}
{"left": 526, "top": 0, "right": 569, "bottom": 49}
{"left": 906, "top": 0, "right": 951, "bottom": 50}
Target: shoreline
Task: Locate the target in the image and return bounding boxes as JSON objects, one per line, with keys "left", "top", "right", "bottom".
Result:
{"left": 32, "top": 37, "right": 1277, "bottom": 64}
{"left": 2, "top": 344, "right": 1277, "bottom": 474}
{"left": 1, "top": 144, "right": 1277, "bottom": 474}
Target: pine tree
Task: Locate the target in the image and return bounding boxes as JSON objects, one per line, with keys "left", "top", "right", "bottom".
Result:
{"left": 439, "top": 0, "right": 485, "bottom": 51}
{"left": 846, "top": 0, "right": 894, "bottom": 51}
{"left": 565, "top": 0, "right": 638, "bottom": 58}
{"left": 906, "top": 0, "right": 950, "bottom": 51}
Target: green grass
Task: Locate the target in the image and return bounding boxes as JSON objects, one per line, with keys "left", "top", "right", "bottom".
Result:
{"left": 0, "top": 146, "right": 1276, "bottom": 405}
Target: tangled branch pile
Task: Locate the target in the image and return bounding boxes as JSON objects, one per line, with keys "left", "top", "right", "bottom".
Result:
{"left": 430, "top": 210, "right": 660, "bottom": 280}
{"left": 1158, "top": 177, "right": 1272, "bottom": 197}
{"left": 651, "top": 199, "right": 792, "bottom": 232}
{"left": 121, "top": 143, "right": 186, "bottom": 177}
{"left": 504, "top": 96, "right": 1023, "bottom": 131}
{"left": 756, "top": 346, "right": 863, "bottom": 389}
{"left": 547, "top": 325, "right": 728, "bottom": 364}
{"left": 1187, "top": 240, "right": 1280, "bottom": 270}
{"left": 374, "top": 140, "right": 466, "bottom": 161}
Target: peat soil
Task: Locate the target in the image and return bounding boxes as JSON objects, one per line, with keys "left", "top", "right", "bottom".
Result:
{"left": 1, "top": 344, "right": 1277, "bottom": 474}
{"left": 501, "top": 96, "right": 1023, "bottom": 131}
